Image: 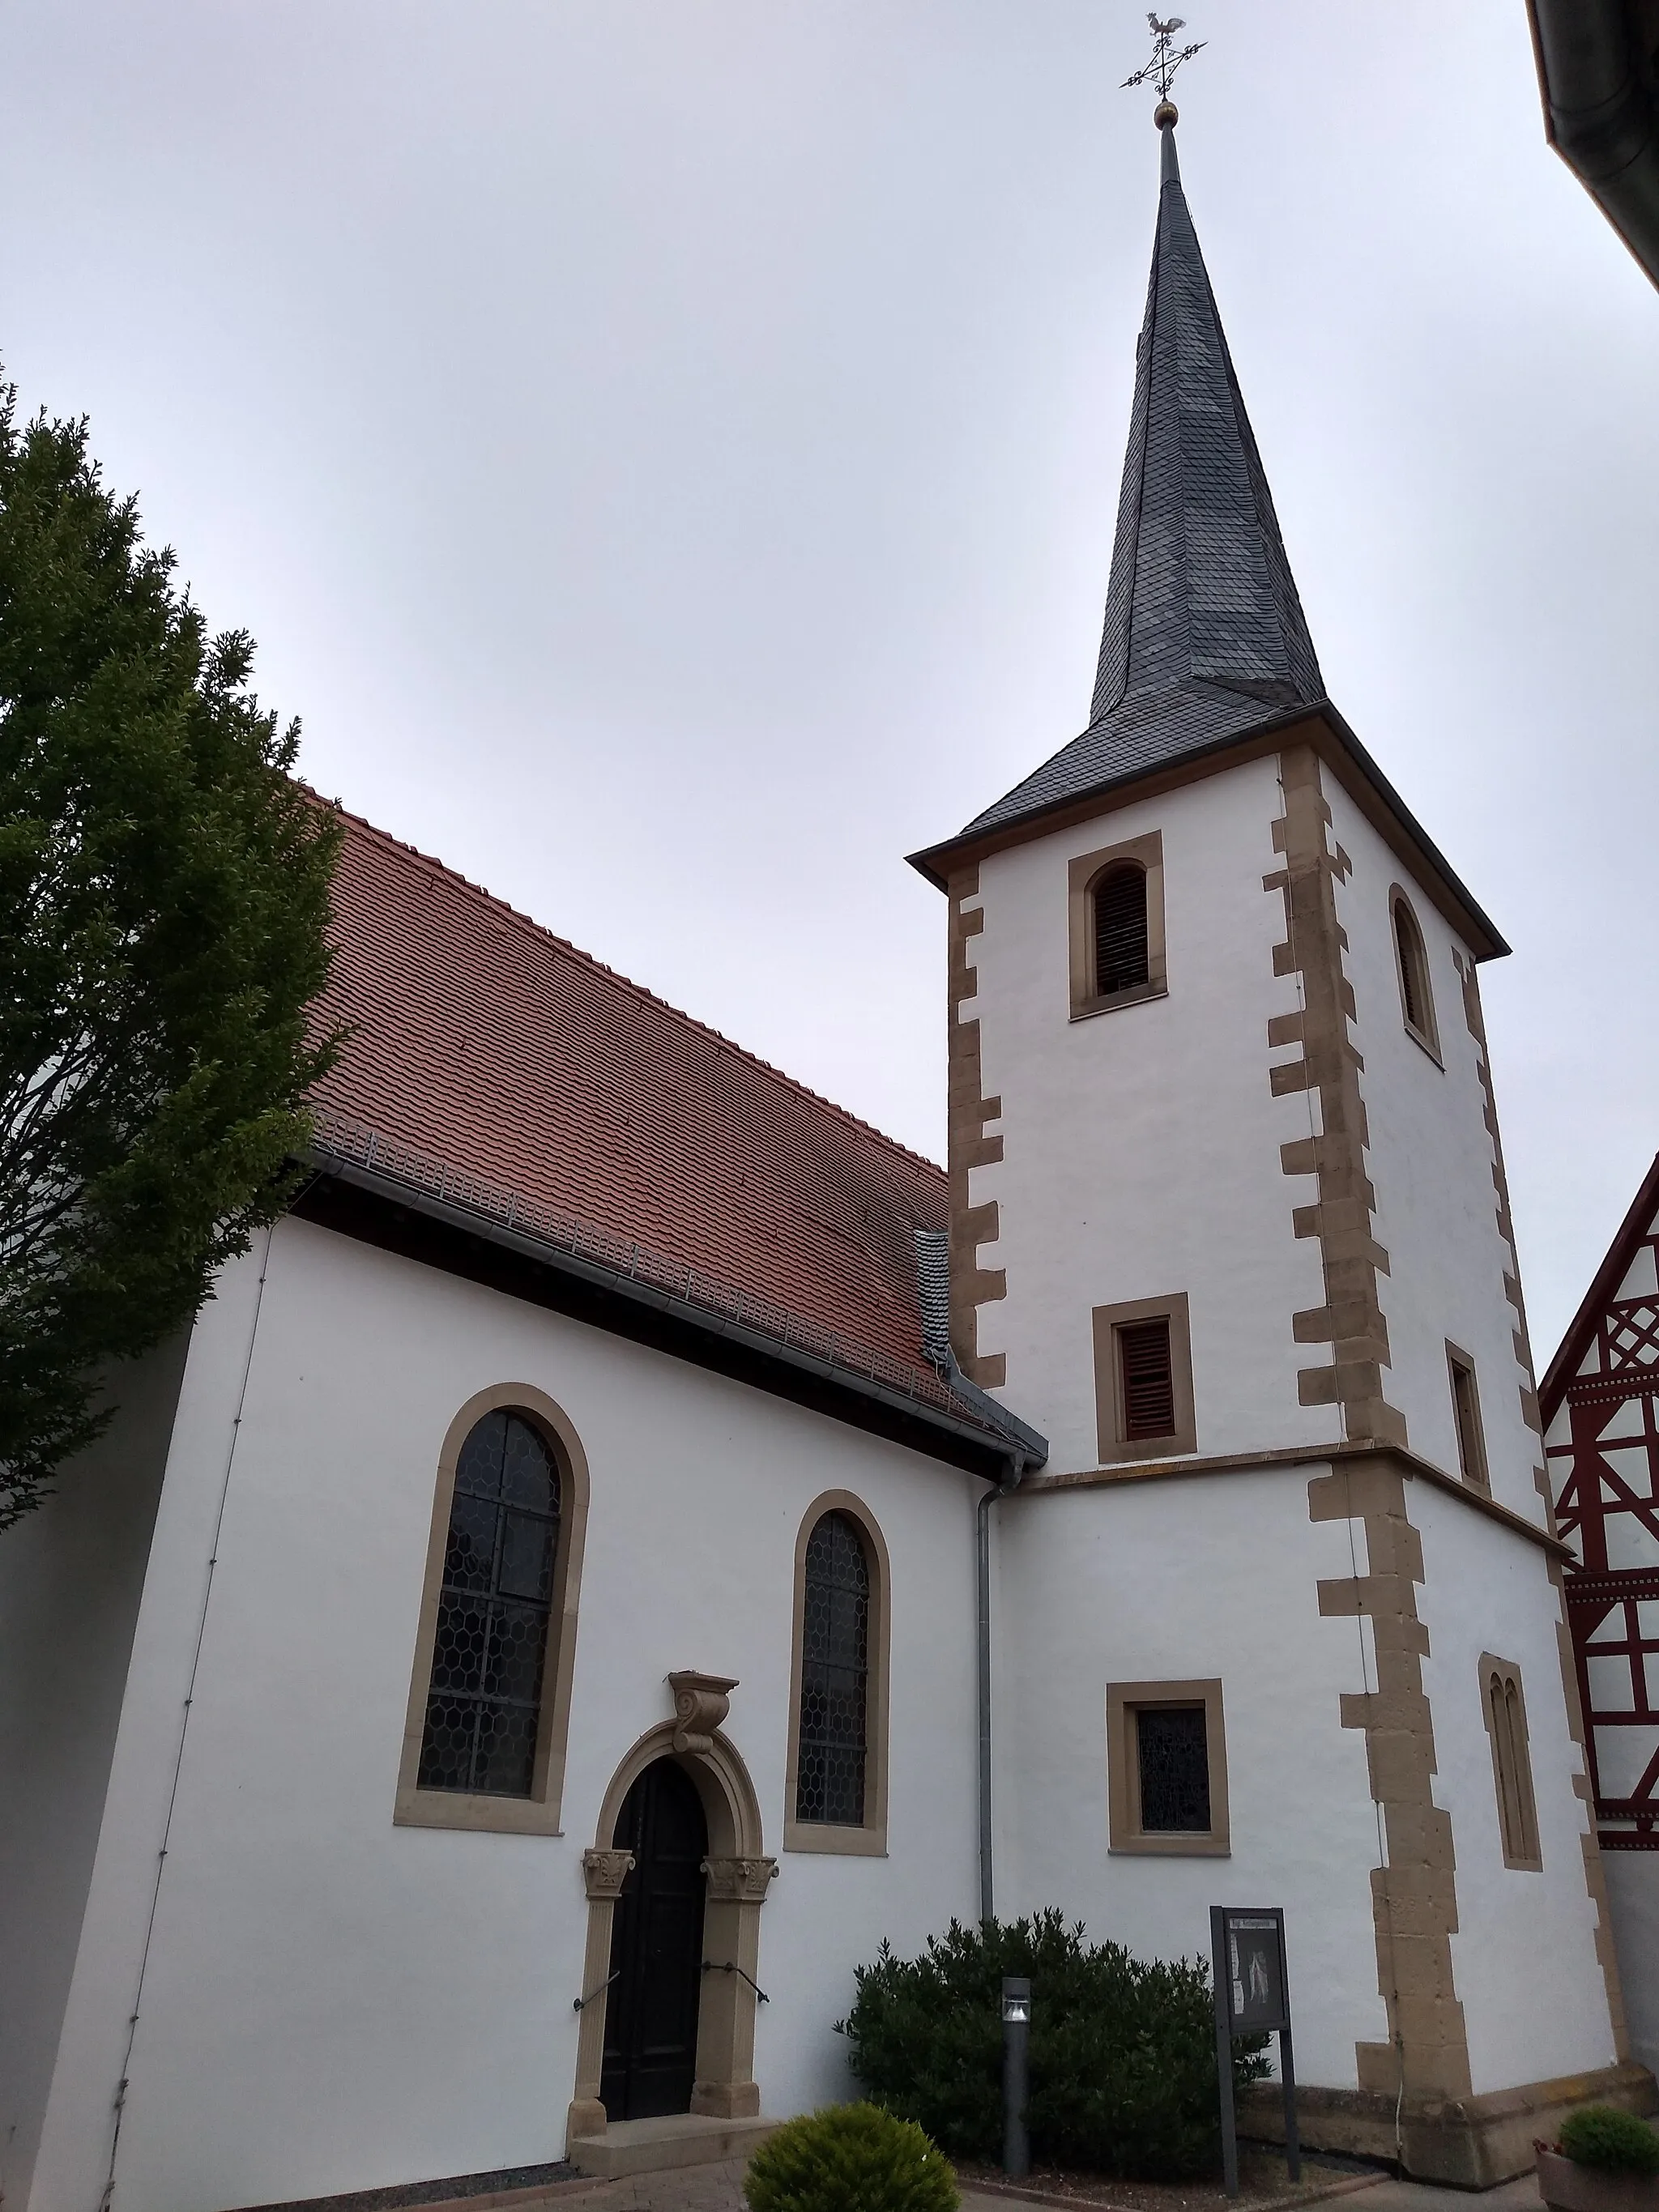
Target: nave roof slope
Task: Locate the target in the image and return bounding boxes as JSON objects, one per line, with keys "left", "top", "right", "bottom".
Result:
{"left": 309, "top": 803, "right": 952, "bottom": 1401}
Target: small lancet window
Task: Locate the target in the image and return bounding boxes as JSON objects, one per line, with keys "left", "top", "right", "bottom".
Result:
{"left": 1447, "top": 1345, "right": 1488, "bottom": 1490}
{"left": 795, "top": 1511, "right": 870, "bottom": 1826}
{"left": 419, "top": 1409, "right": 561, "bottom": 1798}
{"left": 1392, "top": 893, "right": 1438, "bottom": 1055}
{"left": 1093, "top": 863, "right": 1151, "bottom": 998}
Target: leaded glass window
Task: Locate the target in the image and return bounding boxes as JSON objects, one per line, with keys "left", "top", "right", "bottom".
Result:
{"left": 795, "top": 1511, "right": 870, "bottom": 1826}
{"left": 1136, "top": 1704, "right": 1210, "bottom": 1832}
{"left": 419, "top": 1410, "right": 561, "bottom": 1797}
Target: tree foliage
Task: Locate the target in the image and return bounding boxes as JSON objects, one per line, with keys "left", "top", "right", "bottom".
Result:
{"left": 0, "top": 384, "right": 339, "bottom": 1530}
{"left": 838, "top": 1912, "right": 1268, "bottom": 2181}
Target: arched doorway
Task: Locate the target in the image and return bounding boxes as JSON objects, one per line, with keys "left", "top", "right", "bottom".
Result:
{"left": 600, "top": 1758, "right": 709, "bottom": 2120}
{"left": 569, "top": 1720, "right": 775, "bottom": 2146}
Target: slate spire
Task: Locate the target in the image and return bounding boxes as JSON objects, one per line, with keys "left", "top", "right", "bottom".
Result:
{"left": 952, "top": 116, "right": 1326, "bottom": 845}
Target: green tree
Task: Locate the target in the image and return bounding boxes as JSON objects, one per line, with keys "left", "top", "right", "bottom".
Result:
{"left": 0, "top": 383, "right": 340, "bottom": 1531}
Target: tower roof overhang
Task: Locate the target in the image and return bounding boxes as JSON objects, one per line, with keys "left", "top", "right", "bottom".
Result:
{"left": 906, "top": 698, "right": 1510, "bottom": 964}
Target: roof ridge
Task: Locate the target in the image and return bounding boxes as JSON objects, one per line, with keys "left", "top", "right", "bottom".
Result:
{"left": 306, "top": 788, "right": 946, "bottom": 1188}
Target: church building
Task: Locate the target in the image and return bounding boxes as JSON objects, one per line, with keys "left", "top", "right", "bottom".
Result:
{"left": 0, "top": 108, "right": 1648, "bottom": 2212}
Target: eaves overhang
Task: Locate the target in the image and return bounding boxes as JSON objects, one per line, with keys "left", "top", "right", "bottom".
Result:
{"left": 1528, "top": 0, "right": 1659, "bottom": 289}
{"left": 292, "top": 1146, "right": 1047, "bottom": 1484}
{"left": 907, "top": 699, "right": 1510, "bottom": 963}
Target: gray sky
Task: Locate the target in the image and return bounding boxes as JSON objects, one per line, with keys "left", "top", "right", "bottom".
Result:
{"left": 4, "top": 2, "right": 1655, "bottom": 1362}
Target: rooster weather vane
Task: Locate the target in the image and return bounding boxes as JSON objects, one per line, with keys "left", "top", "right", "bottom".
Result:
{"left": 1122, "top": 12, "right": 1205, "bottom": 123}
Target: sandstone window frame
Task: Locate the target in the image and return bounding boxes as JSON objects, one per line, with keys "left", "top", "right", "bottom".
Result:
{"left": 394, "top": 1382, "right": 591, "bottom": 1836}
{"left": 1092, "top": 1291, "right": 1196, "bottom": 1464}
{"left": 1106, "top": 1678, "right": 1230, "bottom": 1856}
{"left": 1446, "top": 1340, "right": 1490, "bottom": 1491}
{"left": 1480, "top": 1654, "right": 1542, "bottom": 1871}
{"left": 1390, "top": 884, "right": 1442, "bottom": 1064}
{"left": 1068, "top": 830, "right": 1166, "bottom": 1020}
{"left": 783, "top": 1490, "right": 891, "bottom": 1857}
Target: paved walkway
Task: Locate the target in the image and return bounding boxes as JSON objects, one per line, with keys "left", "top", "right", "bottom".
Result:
{"left": 516, "top": 2162, "right": 1016, "bottom": 2210}
{"left": 529, "top": 2157, "right": 1543, "bottom": 2212}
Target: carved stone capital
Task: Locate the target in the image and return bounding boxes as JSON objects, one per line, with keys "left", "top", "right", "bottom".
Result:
{"left": 701, "top": 1854, "right": 778, "bottom": 1903}
{"left": 667, "top": 1670, "right": 739, "bottom": 1754}
{"left": 582, "top": 1848, "right": 635, "bottom": 1899}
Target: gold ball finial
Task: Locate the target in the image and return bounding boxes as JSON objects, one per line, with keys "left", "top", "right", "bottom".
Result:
{"left": 1154, "top": 99, "right": 1179, "bottom": 130}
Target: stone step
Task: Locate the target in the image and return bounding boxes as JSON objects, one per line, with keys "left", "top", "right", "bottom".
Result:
{"left": 567, "top": 2114, "right": 778, "bottom": 2180}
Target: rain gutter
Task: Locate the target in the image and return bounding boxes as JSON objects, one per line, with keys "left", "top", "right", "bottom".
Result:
{"left": 304, "top": 1151, "right": 1030, "bottom": 1474}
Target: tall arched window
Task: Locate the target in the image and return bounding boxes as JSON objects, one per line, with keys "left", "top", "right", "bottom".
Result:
{"left": 397, "top": 1386, "right": 591, "bottom": 1835}
{"left": 785, "top": 1494, "right": 890, "bottom": 1853}
{"left": 419, "top": 1409, "right": 561, "bottom": 1797}
{"left": 1391, "top": 889, "right": 1439, "bottom": 1058}
{"left": 796, "top": 1512, "right": 869, "bottom": 1824}
{"left": 1093, "top": 863, "right": 1151, "bottom": 998}
{"left": 1481, "top": 1656, "right": 1542, "bottom": 1870}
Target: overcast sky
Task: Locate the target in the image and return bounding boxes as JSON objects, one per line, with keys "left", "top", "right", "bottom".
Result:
{"left": 3, "top": 2, "right": 1655, "bottom": 1361}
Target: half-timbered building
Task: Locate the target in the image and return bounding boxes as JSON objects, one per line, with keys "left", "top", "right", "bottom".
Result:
{"left": 1544, "top": 1156, "right": 1659, "bottom": 2074}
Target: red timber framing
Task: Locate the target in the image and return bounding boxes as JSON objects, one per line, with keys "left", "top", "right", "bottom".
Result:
{"left": 1543, "top": 1156, "right": 1659, "bottom": 1850}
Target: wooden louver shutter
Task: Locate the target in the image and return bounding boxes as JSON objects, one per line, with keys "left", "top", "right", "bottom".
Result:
{"left": 1119, "top": 1317, "right": 1175, "bottom": 1439}
{"left": 1094, "top": 864, "right": 1150, "bottom": 996}
{"left": 1394, "top": 901, "right": 1424, "bottom": 1032}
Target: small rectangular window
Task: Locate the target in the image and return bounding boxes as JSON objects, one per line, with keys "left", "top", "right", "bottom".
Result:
{"left": 1480, "top": 1656, "right": 1542, "bottom": 1870}
{"left": 1107, "top": 1680, "right": 1229, "bottom": 1855}
{"left": 1092, "top": 1294, "right": 1196, "bottom": 1463}
{"left": 1446, "top": 1343, "right": 1488, "bottom": 1489}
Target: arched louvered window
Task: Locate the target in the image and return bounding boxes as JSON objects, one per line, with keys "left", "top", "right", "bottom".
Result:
{"left": 1392, "top": 891, "right": 1439, "bottom": 1056}
{"left": 418, "top": 1409, "right": 561, "bottom": 1798}
{"left": 794, "top": 1511, "right": 871, "bottom": 1828}
{"left": 1093, "top": 863, "right": 1151, "bottom": 998}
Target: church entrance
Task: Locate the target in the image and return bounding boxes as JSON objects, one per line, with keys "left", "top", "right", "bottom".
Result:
{"left": 599, "top": 1756, "right": 708, "bottom": 2120}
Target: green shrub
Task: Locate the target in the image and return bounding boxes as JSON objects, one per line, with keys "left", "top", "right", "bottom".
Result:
{"left": 837, "top": 1911, "right": 1266, "bottom": 2181}
{"left": 744, "top": 2103, "right": 959, "bottom": 2212}
{"left": 1559, "top": 2107, "right": 1659, "bottom": 2176}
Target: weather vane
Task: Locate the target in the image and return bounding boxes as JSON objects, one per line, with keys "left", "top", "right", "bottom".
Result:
{"left": 1122, "top": 12, "right": 1205, "bottom": 126}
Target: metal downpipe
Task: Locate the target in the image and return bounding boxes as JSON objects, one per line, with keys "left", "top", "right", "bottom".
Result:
{"left": 977, "top": 1450, "right": 1025, "bottom": 1925}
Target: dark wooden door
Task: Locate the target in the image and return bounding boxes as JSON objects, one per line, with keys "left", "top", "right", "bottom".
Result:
{"left": 600, "top": 1758, "right": 708, "bottom": 2120}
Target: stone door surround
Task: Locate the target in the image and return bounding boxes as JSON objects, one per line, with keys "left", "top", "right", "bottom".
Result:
{"left": 569, "top": 1697, "right": 775, "bottom": 2146}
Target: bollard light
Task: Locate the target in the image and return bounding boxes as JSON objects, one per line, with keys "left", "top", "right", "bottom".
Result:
{"left": 1001, "top": 1975, "right": 1031, "bottom": 2180}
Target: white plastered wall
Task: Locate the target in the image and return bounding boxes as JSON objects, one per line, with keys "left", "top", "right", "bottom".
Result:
{"left": 992, "top": 1463, "right": 1390, "bottom": 2087}
{"left": 964, "top": 756, "right": 1333, "bottom": 1477}
{"left": 1603, "top": 1854, "right": 1659, "bottom": 2079}
{"left": 1323, "top": 782, "right": 1545, "bottom": 1532}
{"left": 27, "top": 1218, "right": 982, "bottom": 2212}
{"left": 1414, "top": 1485, "right": 1615, "bottom": 2086}
{"left": 0, "top": 1338, "right": 189, "bottom": 2212}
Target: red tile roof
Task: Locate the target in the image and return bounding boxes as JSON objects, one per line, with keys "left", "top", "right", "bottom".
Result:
{"left": 310, "top": 803, "right": 949, "bottom": 1389}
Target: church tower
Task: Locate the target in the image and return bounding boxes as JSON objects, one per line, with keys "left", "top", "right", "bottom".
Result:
{"left": 911, "top": 105, "right": 1648, "bottom": 2179}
